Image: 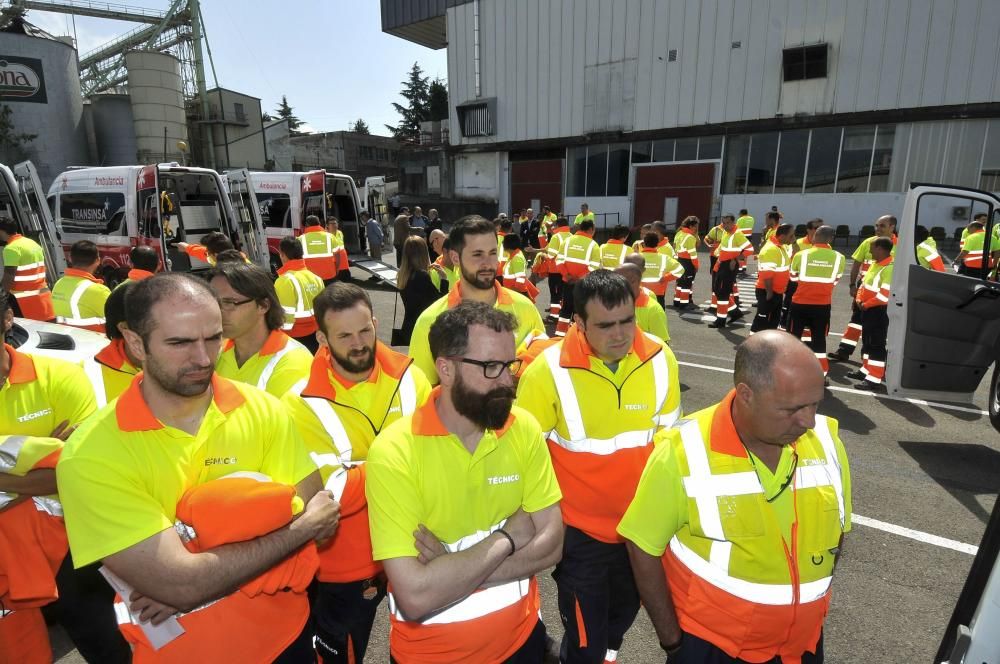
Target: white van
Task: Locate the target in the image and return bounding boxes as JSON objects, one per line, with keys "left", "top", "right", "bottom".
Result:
{"left": 0, "top": 161, "right": 66, "bottom": 283}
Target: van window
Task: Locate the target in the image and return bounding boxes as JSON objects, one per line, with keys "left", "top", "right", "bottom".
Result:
{"left": 60, "top": 192, "right": 127, "bottom": 235}
{"left": 256, "top": 192, "right": 291, "bottom": 228}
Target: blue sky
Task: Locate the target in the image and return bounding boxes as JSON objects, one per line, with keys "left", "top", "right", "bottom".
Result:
{"left": 27, "top": 1, "right": 448, "bottom": 135}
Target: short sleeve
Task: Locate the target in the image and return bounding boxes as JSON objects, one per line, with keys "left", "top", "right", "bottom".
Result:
{"left": 2, "top": 243, "right": 18, "bottom": 266}
{"left": 408, "top": 304, "right": 443, "bottom": 385}
{"left": 514, "top": 356, "right": 560, "bottom": 433}
{"left": 512, "top": 412, "right": 561, "bottom": 514}
{"left": 264, "top": 347, "right": 313, "bottom": 398}
{"left": 51, "top": 361, "right": 97, "bottom": 427}
{"left": 616, "top": 432, "right": 688, "bottom": 557}
{"left": 851, "top": 241, "right": 868, "bottom": 262}
{"left": 366, "top": 433, "right": 423, "bottom": 560}
{"left": 260, "top": 405, "right": 316, "bottom": 489}
{"left": 657, "top": 345, "right": 682, "bottom": 423}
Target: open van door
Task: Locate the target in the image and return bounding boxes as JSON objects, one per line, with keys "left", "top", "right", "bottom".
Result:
{"left": 225, "top": 169, "right": 269, "bottom": 270}
{"left": 886, "top": 184, "right": 1000, "bottom": 424}
{"left": 11, "top": 161, "right": 67, "bottom": 281}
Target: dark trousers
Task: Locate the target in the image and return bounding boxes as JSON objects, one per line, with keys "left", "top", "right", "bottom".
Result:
{"left": 750, "top": 288, "right": 782, "bottom": 332}
{"left": 788, "top": 303, "right": 832, "bottom": 355}
{"left": 674, "top": 258, "right": 697, "bottom": 305}
{"left": 274, "top": 619, "right": 318, "bottom": 664}
{"left": 670, "top": 631, "right": 824, "bottom": 664}
{"left": 554, "top": 526, "right": 640, "bottom": 664}
{"left": 561, "top": 281, "right": 577, "bottom": 322}
{"left": 958, "top": 263, "right": 978, "bottom": 277}
{"left": 712, "top": 261, "right": 738, "bottom": 313}
{"left": 42, "top": 559, "right": 131, "bottom": 664}
{"left": 548, "top": 273, "right": 564, "bottom": 312}
{"left": 294, "top": 333, "right": 320, "bottom": 355}
{"left": 389, "top": 619, "right": 546, "bottom": 664}
{"left": 860, "top": 306, "right": 889, "bottom": 363}
{"left": 314, "top": 577, "right": 386, "bottom": 664}
{"left": 394, "top": 245, "right": 404, "bottom": 265}
{"left": 780, "top": 282, "right": 798, "bottom": 329}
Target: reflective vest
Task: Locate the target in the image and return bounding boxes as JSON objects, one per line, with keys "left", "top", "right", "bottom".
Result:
{"left": 635, "top": 288, "right": 670, "bottom": 342}
{"left": 736, "top": 214, "right": 755, "bottom": 238}
{"left": 916, "top": 240, "right": 944, "bottom": 272}
{"left": 714, "top": 229, "right": 754, "bottom": 266}
{"left": 559, "top": 231, "right": 600, "bottom": 281}
{"left": 662, "top": 398, "right": 847, "bottom": 662}
{"left": 299, "top": 225, "right": 348, "bottom": 279}
{"left": 795, "top": 237, "right": 813, "bottom": 254}
{"left": 852, "top": 234, "right": 898, "bottom": 280}
{"left": 274, "top": 259, "right": 324, "bottom": 338}
{"left": 497, "top": 232, "right": 510, "bottom": 272}
{"left": 52, "top": 268, "right": 110, "bottom": 333}
{"left": 501, "top": 249, "right": 538, "bottom": 301}
{"left": 755, "top": 238, "right": 793, "bottom": 294}
{"left": 856, "top": 257, "right": 893, "bottom": 309}
{"left": 538, "top": 212, "right": 558, "bottom": 248}
{"left": 657, "top": 237, "right": 678, "bottom": 260}
{"left": 82, "top": 339, "right": 140, "bottom": 408}
{"left": 763, "top": 226, "right": 777, "bottom": 244}
{"left": 962, "top": 230, "right": 986, "bottom": 268}
{"left": 599, "top": 239, "right": 631, "bottom": 269}
{"left": 789, "top": 245, "right": 844, "bottom": 305}
{"left": 574, "top": 211, "right": 595, "bottom": 226}
{"left": 640, "top": 249, "right": 684, "bottom": 296}
{"left": 431, "top": 257, "right": 460, "bottom": 291}
{"left": 2, "top": 235, "right": 53, "bottom": 321}
{"left": 538, "top": 228, "right": 571, "bottom": 276}
{"left": 674, "top": 228, "right": 700, "bottom": 268}
{"left": 115, "top": 268, "right": 156, "bottom": 291}
{"left": 704, "top": 225, "right": 726, "bottom": 257}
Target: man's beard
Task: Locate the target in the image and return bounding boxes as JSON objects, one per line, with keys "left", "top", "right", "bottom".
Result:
{"left": 331, "top": 342, "right": 376, "bottom": 374}
{"left": 452, "top": 370, "right": 515, "bottom": 430}
{"left": 460, "top": 262, "right": 496, "bottom": 290}
{"left": 143, "top": 353, "right": 213, "bottom": 397}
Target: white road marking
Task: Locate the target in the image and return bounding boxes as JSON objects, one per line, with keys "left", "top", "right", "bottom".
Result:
{"left": 851, "top": 514, "right": 979, "bottom": 555}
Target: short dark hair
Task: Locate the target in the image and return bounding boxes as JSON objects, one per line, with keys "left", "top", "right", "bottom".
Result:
{"left": 681, "top": 216, "right": 700, "bottom": 229}
{"left": 499, "top": 219, "right": 513, "bottom": 232}
{"left": 279, "top": 236, "right": 304, "bottom": 259}
{"left": 974, "top": 212, "right": 988, "bottom": 222}
{"left": 652, "top": 221, "right": 668, "bottom": 234}
{"left": 200, "top": 231, "right": 234, "bottom": 255}
{"left": 0, "top": 217, "right": 17, "bottom": 234}
{"left": 428, "top": 301, "right": 515, "bottom": 360}
{"left": 125, "top": 273, "right": 214, "bottom": 343}
{"left": 739, "top": 208, "right": 749, "bottom": 216}
{"left": 313, "top": 282, "right": 373, "bottom": 335}
{"left": 130, "top": 245, "right": 159, "bottom": 272}
{"left": 970, "top": 220, "right": 986, "bottom": 231}
{"left": 554, "top": 216, "right": 569, "bottom": 228}
{"left": 722, "top": 214, "right": 736, "bottom": 223}
{"left": 611, "top": 225, "right": 630, "bottom": 240}
{"left": 502, "top": 233, "right": 521, "bottom": 251}
{"left": 643, "top": 232, "right": 659, "bottom": 249}
{"left": 776, "top": 223, "right": 795, "bottom": 238}
{"left": 449, "top": 215, "right": 496, "bottom": 254}
{"left": 214, "top": 249, "right": 246, "bottom": 264}
{"left": 765, "top": 211, "right": 781, "bottom": 222}
{"left": 579, "top": 219, "right": 595, "bottom": 232}
{"left": 574, "top": 270, "right": 635, "bottom": 321}
{"left": 104, "top": 282, "right": 130, "bottom": 340}
{"left": 806, "top": 218, "right": 823, "bottom": 231}
{"left": 208, "top": 261, "right": 284, "bottom": 331}
{"left": 915, "top": 225, "right": 929, "bottom": 242}
{"left": 872, "top": 237, "right": 894, "bottom": 253}
{"left": 69, "top": 240, "right": 99, "bottom": 267}
{"left": 360, "top": 210, "right": 370, "bottom": 219}
{"left": 305, "top": 214, "right": 321, "bottom": 226}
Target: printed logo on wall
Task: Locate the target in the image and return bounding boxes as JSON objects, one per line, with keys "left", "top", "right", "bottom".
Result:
{"left": 0, "top": 56, "right": 47, "bottom": 104}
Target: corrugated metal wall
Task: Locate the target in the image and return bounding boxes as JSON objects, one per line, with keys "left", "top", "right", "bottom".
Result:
{"left": 447, "top": 0, "right": 1000, "bottom": 145}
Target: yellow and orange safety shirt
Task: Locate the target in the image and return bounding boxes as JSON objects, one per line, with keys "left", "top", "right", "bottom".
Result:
{"left": 215, "top": 329, "right": 313, "bottom": 398}
{"left": 274, "top": 259, "right": 324, "bottom": 339}
{"left": 82, "top": 338, "right": 141, "bottom": 408}
{"left": 51, "top": 268, "right": 111, "bottom": 333}
{"left": 789, "top": 244, "right": 845, "bottom": 306}
{"left": 3, "top": 234, "right": 54, "bottom": 321}
{"left": 299, "top": 224, "right": 349, "bottom": 280}
{"left": 755, "top": 236, "right": 793, "bottom": 295}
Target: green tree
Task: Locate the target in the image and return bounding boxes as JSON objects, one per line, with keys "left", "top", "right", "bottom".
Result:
{"left": 428, "top": 78, "right": 449, "bottom": 122}
{"left": 262, "top": 111, "right": 273, "bottom": 122}
{"left": 386, "top": 62, "right": 430, "bottom": 142}
{"left": 274, "top": 95, "right": 303, "bottom": 133}
{"left": 351, "top": 118, "right": 370, "bottom": 134}
{"left": 0, "top": 104, "right": 36, "bottom": 163}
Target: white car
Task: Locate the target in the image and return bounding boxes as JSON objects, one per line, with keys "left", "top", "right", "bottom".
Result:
{"left": 8, "top": 317, "right": 109, "bottom": 362}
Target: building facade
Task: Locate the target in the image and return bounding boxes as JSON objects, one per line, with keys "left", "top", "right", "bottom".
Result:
{"left": 264, "top": 123, "right": 401, "bottom": 183}
{"left": 189, "top": 87, "right": 268, "bottom": 171}
{"left": 383, "top": 0, "right": 1000, "bottom": 232}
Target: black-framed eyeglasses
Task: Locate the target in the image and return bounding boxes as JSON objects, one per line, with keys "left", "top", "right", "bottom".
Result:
{"left": 746, "top": 448, "right": 799, "bottom": 502}
{"left": 447, "top": 357, "right": 522, "bottom": 379}
{"left": 219, "top": 297, "right": 254, "bottom": 309}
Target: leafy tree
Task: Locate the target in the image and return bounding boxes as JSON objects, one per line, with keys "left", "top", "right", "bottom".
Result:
{"left": 274, "top": 95, "right": 303, "bottom": 134}
{"left": 262, "top": 111, "right": 273, "bottom": 122}
{"left": 386, "top": 62, "right": 430, "bottom": 142}
{"left": 428, "top": 78, "right": 449, "bottom": 122}
{"left": 351, "top": 118, "right": 370, "bottom": 134}
{"left": 0, "top": 105, "right": 36, "bottom": 163}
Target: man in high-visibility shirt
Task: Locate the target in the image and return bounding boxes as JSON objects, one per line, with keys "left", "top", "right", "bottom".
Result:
{"left": 751, "top": 223, "right": 795, "bottom": 333}
{"left": 275, "top": 236, "right": 325, "bottom": 354}
{"left": 0, "top": 290, "right": 131, "bottom": 663}
{"left": 761, "top": 209, "right": 781, "bottom": 247}
{"left": 701, "top": 220, "right": 725, "bottom": 311}
{"left": 640, "top": 233, "right": 685, "bottom": 308}
{"left": 782, "top": 218, "right": 824, "bottom": 330}
{"left": 497, "top": 217, "right": 516, "bottom": 277}
{"left": 176, "top": 230, "right": 240, "bottom": 266}
{"left": 915, "top": 226, "right": 946, "bottom": 272}
{"left": 300, "top": 214, "right": 349, "bottom": 286}
{"left": 600, "top": 225, "right": 634, "bottom": 269}
{"left": 538, "top": 205, "right": 558, "bottom": 248}
{"left": 0, "top": 217, "right": 54, "bottom": 321}
{"left": 367, "top": 302, "right": 564, "bottom": 663}
{"left": 52, "top": 240, "right": 111, "bottom": 333}
{"left": 82, "top": 284, "right": 141, "bottom": 408}
{"left": 956, "top": 220, "right": 990, "bottom": 277}
{"left": 847, "top": 237, "right": 894, "bottom": 391}
{"left": 673, "top": 216, "right": 700, "bottom": 309}
{"left": 616, "top": 261, "right": 670, "bottom": 343}
{"left": 535, "top": 215, "right": 572, "bottom": 320}
{"left": 788, "top": 226, "right": 845, "bottom": 376}
{"left": 409, "top": 215, "right": 546, "bottom": 384}
{"left": 632, "top": 223, "right": 654, "bottom": 254}
{"left": 501, "top": 233, "right": 538, "bottom": 301}
{"left": 210, "top": 261, "right": 313, "bottom": 397}
{"left": 283, "top": 283, "right": 431, "bottom": 663}
{"left": 735, "top": 208, "right": 755, "bottom": 276}
{"left": 828, "top": 215, "right": 896, "bottom": 363}
{"left": 620, "top": 330, "right": 850, "bottom": 664}
{"left": 557, "top": 218, "right": 601, "bottom": 336}
{"left": 430, "top": 235, "right": 461, "bottom": 292}
{"left": 57, "top": 273, "right": 340, "bottom": 662}
{"left": 517, "top": 270, "right": 682, "bottom": 664}
{"left": 117, "top": 244, "right": 160, "bottom": 288}
{"left": 575, "top": 202, "right": 595, "bottom": 227}
{"left": 710, "top": 215, "right": 754, "bottom": 329}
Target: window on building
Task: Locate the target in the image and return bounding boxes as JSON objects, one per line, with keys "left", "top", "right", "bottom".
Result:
{"left": 234, "top": 102, "right": 246, "bottom": 122}
{"left": 773, "top": 129, "right": 809, "bottom": 193}
{"left": 805, "top": 127, "right": 842, "bottom": 192}
{"left": 675, "top": 137, "right": 698, "bottom": 161}
{"left": 607, "top": 143, "right": 630, "bottom": 196}
{"left": 746, "top": 132, "right": 779, "bottom": 194}
{"left": 567, "top": 146, "right": 587, "bottom": 197}
{"left": 631, "top": 141, "right": 651, "bottom": 163}
{"left": 836, "top": 125, "right": 876, "bottom": 193}
{"left": 868, "top": 125, "right": 896, "bottom": 192}
{"left": 457, "top": 100, "right": 496, "bottom": 137}
{"left": 698, "top": 136, "right": 723, "bottom": 160}
{"left": 653, "top": 139, "right": 674, "bottom": 162}
{"left": 722, "top": 135, "right": 750, "bottom": 194}
{"left": 980, "top": 120, "right": 1000, "bottom": 191}
{"left": 587, "top": 144, "right": 608, "bottom": 197}
{"left": 782, "top": 44, "right": 828, "bottom": 82}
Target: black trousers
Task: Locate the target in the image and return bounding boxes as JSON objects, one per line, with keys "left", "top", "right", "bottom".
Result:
{"left": 750, "top": 288, "right": 782, "bottom": 332}
{"left": 548, "top": 273, "right": 564, "bottom": 312}
{"left": 669, "top": 631, "right": 824, "bottom": 664}
{"left": 554, "top": 526, "right": 640, "bottom": 664}
{"left": 274, "top": 619, "right": 318, "bottom": 664}
{"left": 788, "top": 303, "right": 831, "bottom": 355}
{"left": 561, "top": 281, "right": 577, "bottom": 323}
{"left": 314, "top": 577, "right": 386, "bottom": 664}
{"left": 712, "top": 261, "right": 737, "bottom": 312}
{"left": 389, "top": 619, "right": 546, "bottom": 664}
{"left": 780, "top": 282, "right": 798, "bottom": 329}
{"left": 674, "top": 258, "right": 697, "bottom": 305}
{"left": 860, "top": 306, "right": 889, "bottom": 364}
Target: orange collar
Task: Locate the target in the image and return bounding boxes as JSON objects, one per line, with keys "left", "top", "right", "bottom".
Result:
{"left": 710, "top": 390, "right": 750, "bottom": 457}
{"left": 277, "top": 259, "right": 307, "bottom": 275}
{"left": 656, "top": 238, "right": 669, "bottom": 247}
{"left": 970, "top": 229, "right": 984, "bottom": 235}
{"left": 635, "top": 289, "right": 650, "bottom": 307}
{"left": 558, "top": 323, "right": 661, "bottom": 369}
{"left": 446, "top": 279, "right": 512, "bottom": 308}
{"left": 574, "top": 230, "right": 594, "bottom": 238}
{"left": 3, "top": 344, "right": 37, "bottom": 384}
{"left": 606, "top": 239, "right": 624, "bottom": 245}
{"left": 115, "top": 374, "right": 245, "bottom": 432}
{"left": 507, "top": 248, "right": 521, "bottom": 259}
{"left": 411, "top": 386, "right": 515, "bottom": 437}
{"left": 64, "top": 267, "right": 103, "bottom": 283}
{"left": 301, "top": 341, "right": 412, "bottom": 400}
{"left": 812, "top": 243, "right": 831, "bottom": 249}
{"left": 876, "top": 256, "right": 893, "bottom": 267}
{"left": 640, "top": 247, "right": 659, "bottom": 254}
{"left": 127, "top": 268, "right": 155, "bottom": 281}
{"left": 302, "top": 225, "right": 325, "bottom": 234}
{"left": 680, "top": 227, "right": 696, "bottom": 236}
{"left": 222, "top": 328, "right": 290, "bottom": 357}
{"left": 769, "top": 237, "right": 784, "bottom": 247}
{"left": 7, "top": 234, "right": 23, "bottom": 243}
{"left": 95, "top": 338, "right": 137, "bottom": 372}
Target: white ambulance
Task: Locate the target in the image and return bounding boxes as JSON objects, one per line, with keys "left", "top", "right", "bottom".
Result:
{"left": 0, "top": 160, "right": 66, "bottom": 283}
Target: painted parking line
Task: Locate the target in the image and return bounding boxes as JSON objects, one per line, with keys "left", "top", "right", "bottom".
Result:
{"left": 852, "top": 514, "right": 979, "bottom": 555}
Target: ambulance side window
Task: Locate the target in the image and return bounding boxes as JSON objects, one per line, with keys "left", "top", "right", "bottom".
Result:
{"left": 255, "top": 193, "right": 291, "bottom": 229}
{"left": 137, "top": 188, "right": 159, "bottom": 237}
{"left": 60, "top": 192, "right": 127, "bottom": 236}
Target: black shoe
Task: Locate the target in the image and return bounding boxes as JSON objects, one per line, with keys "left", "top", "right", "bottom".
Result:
{"left": 854, "top": 380, "right": 882, "bottom": 391}
{"left": 709, "top": 319, "right": 727, "bottom": 329}
{"left": 845, "top": 369, "right": 865, "bottom": 380}
{"left": 827, "top": 351, "right": 850, "bottom": 362}
{"left": 729, "top": 309, "right": 745, "bottom": 321}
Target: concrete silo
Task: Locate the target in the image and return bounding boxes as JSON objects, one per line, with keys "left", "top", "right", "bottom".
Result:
{"left": 88, "top": 93, "right": 138, "bottom": 166}
{"left": 125, "top": 50, "right": 188, "bottom": 165}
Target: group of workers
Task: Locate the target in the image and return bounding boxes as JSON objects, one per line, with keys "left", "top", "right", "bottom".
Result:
{"left": 0, "top": 198, "right": 982, "bottom": 664}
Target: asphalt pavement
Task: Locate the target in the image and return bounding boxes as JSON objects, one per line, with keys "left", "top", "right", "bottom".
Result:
{"left": 54, "top": 245, "right": 999, "bottom": 663}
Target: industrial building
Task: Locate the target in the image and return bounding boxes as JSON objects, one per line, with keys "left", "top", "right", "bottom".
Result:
{"left": 264, "top": 122, "right": 401, "bottom": 183}
{"left": 382, "top": 0, "right": 1000, "bottom": 233}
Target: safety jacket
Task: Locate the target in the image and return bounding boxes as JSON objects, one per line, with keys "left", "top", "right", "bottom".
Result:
{"left": 704, "top": 225, "right": 726, "bottom": 257}
{"left": 795, "top": 237, "right": 813, "bottom": 254}
{"left": 714, "top": 230, "right": 754, "bottom": 268}
{"left": 574, "top": 211, "right": 595, "bottom": 226}
{"left": 851, "top": 234, "right": 898, "bottom": 279}
{"left": 83, "top": 339, "right": 140, "bottom": 408}
{"left": 430, "top": 257, "right": 460, "bottom": 292}
{"left": 299, "top": 225, "right": 348, "bottom": 280}
{"left": 113, "top": 475, "right": 317, "bottom": 664}
{"left": 755, "top": 237, "right": 793, "bottom": 294}
{"left": 674, "top": 227, "right": 700, "bottom": 269}
{"left": 215, "top": 330, "right": 312, "bottom": 398}
{"left": 655, "top": 393, "right": 849, "bottom": 663}
{"left": 515, "top": 325, "right": 681, "bottom": 542}
{"left": 962, "top": 229, "right": 987, "bottom": 268}
{"left": 917, "top": 240, "right": 945, "bottom": 272}
{"left": 2, "top": 235, "right": 53, "bottom": 321}
{"left": 736, "top": 214, "right": 755, "bottom": 238}
{"left": 115, "top": 267, "right": 156, "bottom": 290}
{"left": 559, "top": 230, "right": 600, "bottom": 282}
{"left": 657, "top": 237, "right": 679, "bottom": 260}
{"left": 274, "top": 259, "right": 324, "bottom": 338}
{"left": 501, "top": 249, "right": 539, "bottom": 301}
{"left": 789, "top": 244, "right": 844, "bottom": 305}
{"left": 640, "top": 248, "right": 684, "bottom": 296}
{"left": 182, "top": 244, "right": 250, "bottom": 267}
{"left": 497, "top": 232, "right": 510, "bottom": 274}
{"left": 763, "top": 226, "right": 777, "bottom": 244}
{"left": 538, "top": 212, "right": 558, "bottom": 248}
{"left": 856, "top": 257, "right": 893, "bottom": 309}
{"left": 540, "top": 227, "right": 572, "bottom": 276}
{"left": 600, "top": 239, "right": 632, "bottom": 269}
{"left": 635, "top": 288, "right": 670, "bottom": 342}
{"left": 51, "top": 268, "right": 111, "bottom": 333}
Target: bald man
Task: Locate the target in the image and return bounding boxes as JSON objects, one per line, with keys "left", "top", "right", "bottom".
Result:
{"left": 616, "top": 263, "right": 670, "bottom": 342}
{"left": 620, "top": 331, "right": 851, "bottom": 664}
{"left": 428, "top": 228, "right": 447, "bottom": 262}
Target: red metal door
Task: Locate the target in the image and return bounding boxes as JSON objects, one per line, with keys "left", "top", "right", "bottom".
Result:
{"left": 633, "top": 163, "right": 715, "bottom": 231}
{"left": 510, "top": 159, "right": 563, "bottom": 214}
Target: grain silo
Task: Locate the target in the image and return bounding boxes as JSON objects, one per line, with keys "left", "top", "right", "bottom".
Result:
{"left": 125, "top": 50, "right": 188, "bottom": 165}
{"left": 89, "top": 93, "right": 138, "bottom": 166}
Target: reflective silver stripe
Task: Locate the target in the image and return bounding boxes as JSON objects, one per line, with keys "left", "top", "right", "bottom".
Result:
{"left": 811, "top": 415, "right": 846, "bottom": 528}
{"left": 56, "top": 316, "right": 105, "bottom": 327}
{"left": 12, "top": 289, "right": 42, "bottom": 297}
{"left": 32, "top": 495, "right": 63, "bottom": 517}
{"left": 304, "top": 398, "right": 353, "bottom": 461}
{"left": 310, "top": 454, "right": 350, "bottom": 500}
{"left": 13, "top": 273, "right": 44, "bottom": 282}
{"left": 83, "top": 359, "right": 109, "bottom": 408}
{"left": 15, "top": 261, "right": 43, "bottom": 271}
{"left": 398, "top": 370, "right": 418, "bottom": 415}
{"left": 66, "top": 278, "right": 102, "bottom": 327}
{"left": 0, "top": 435, "right": 28, "bottom": 472}
{"left": 549, "top": 428, "right": 655, "bottom": 455}
{"left": 255, "top": 341, "right": 301, "bottom": 392}
{"left": 543, "top": 344, "right": 585, "bottom": 440}
{"left": 797, "top": 252, "right": 843, "bottom": 283}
